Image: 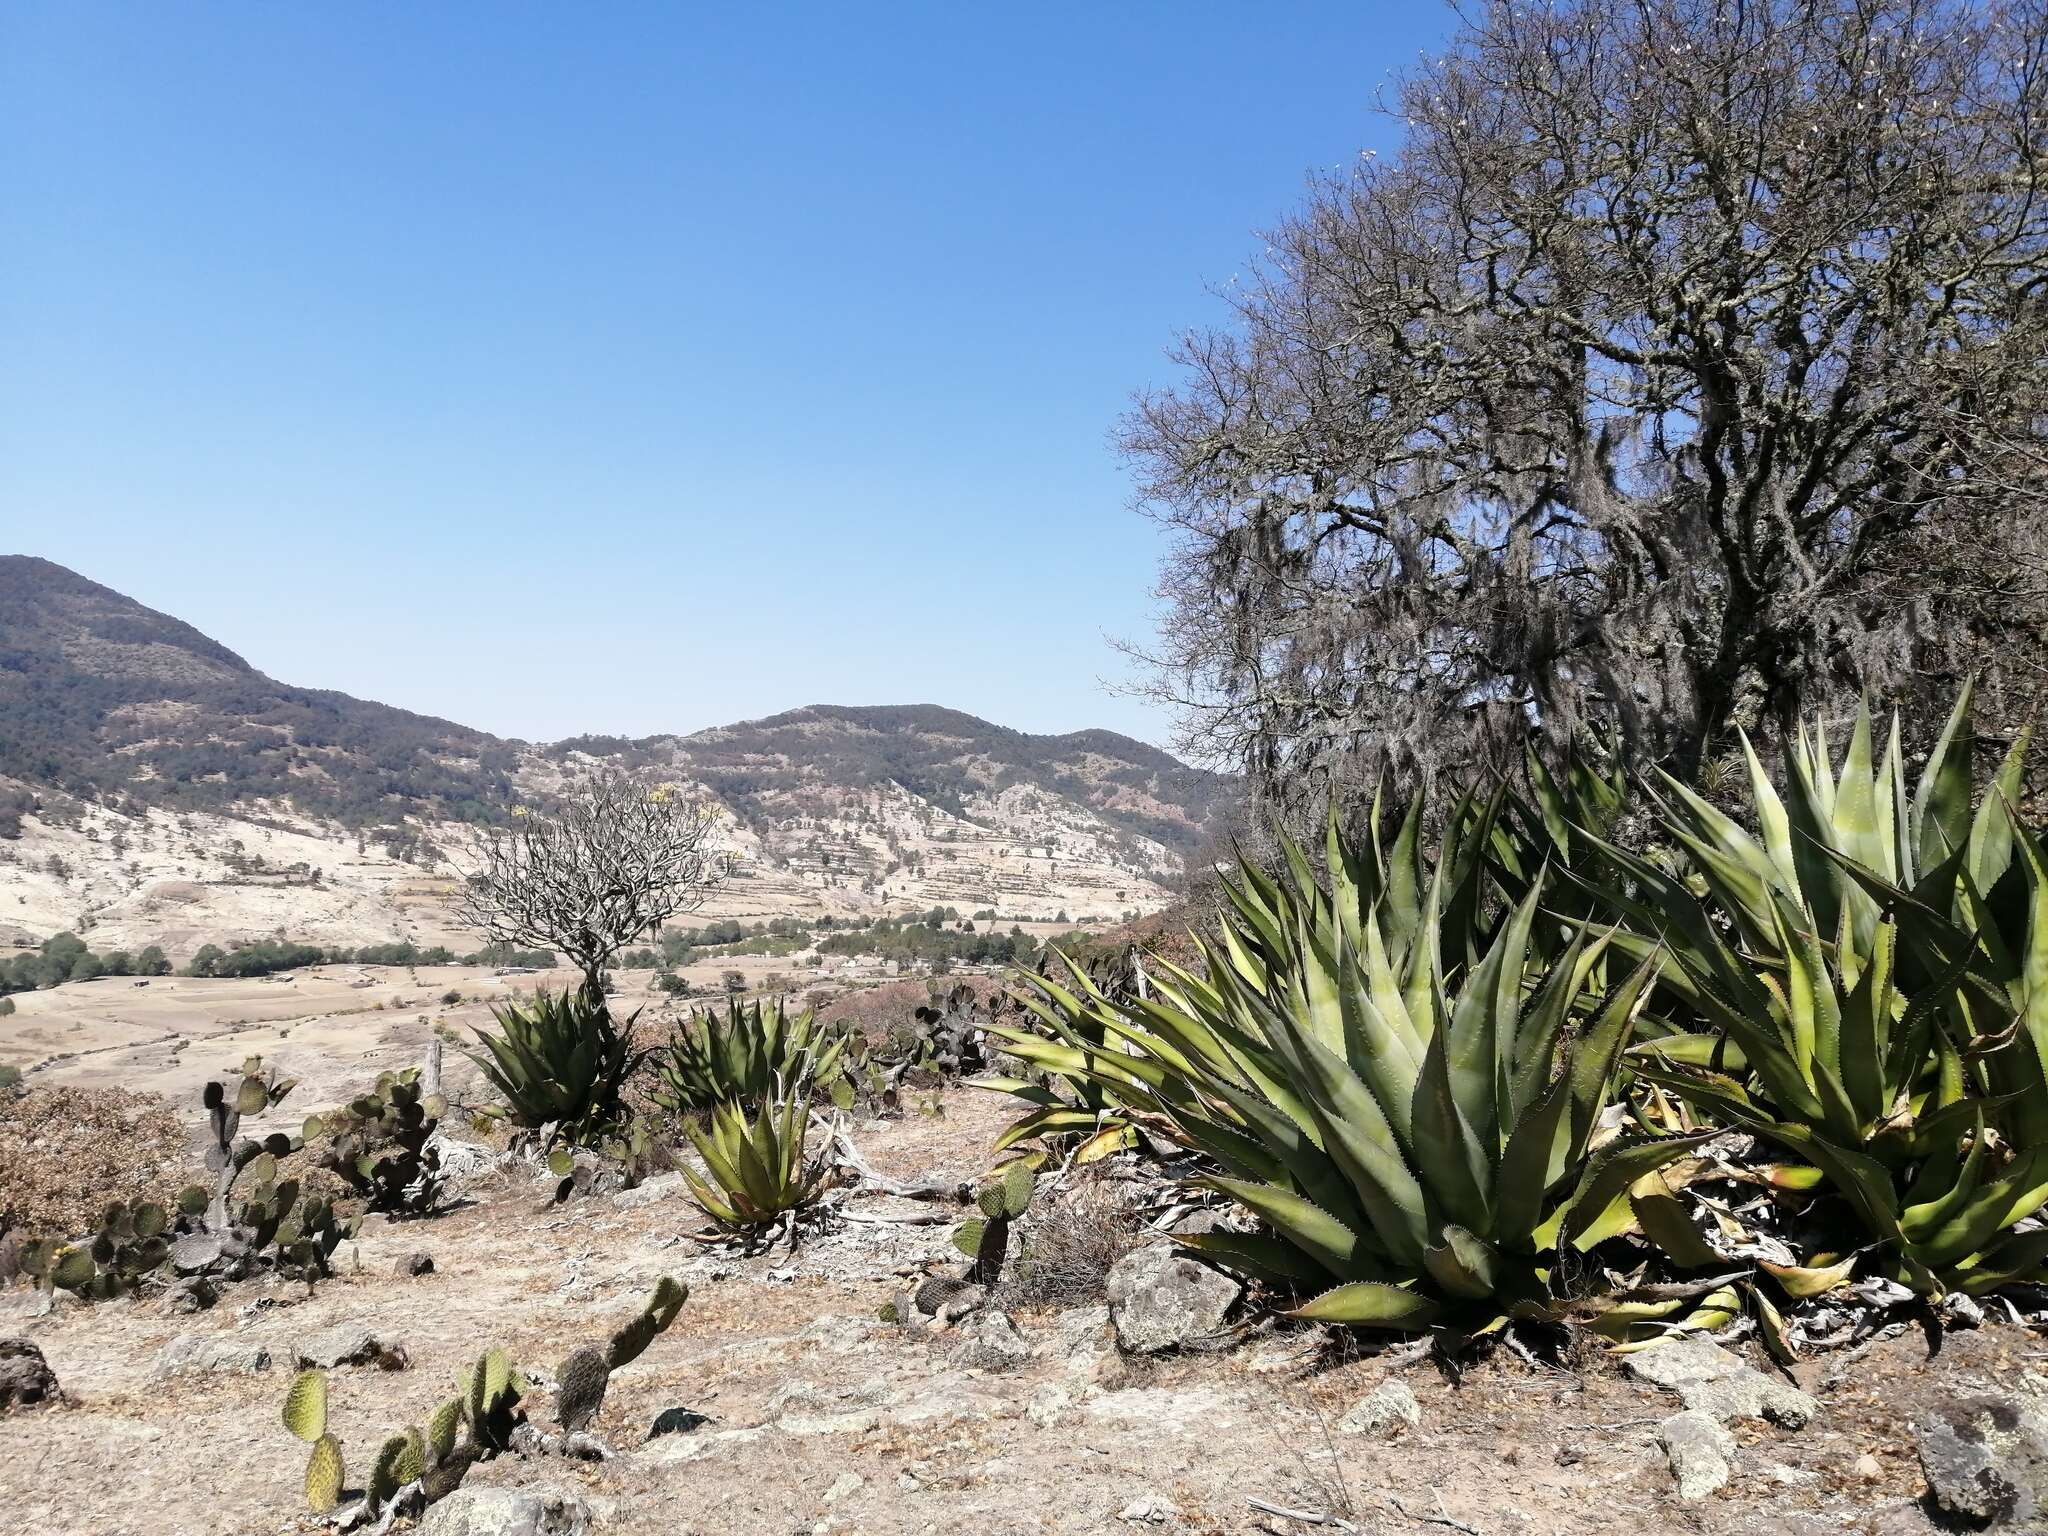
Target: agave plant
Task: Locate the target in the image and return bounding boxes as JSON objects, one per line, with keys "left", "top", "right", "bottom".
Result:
{"left": 990, "top": 802, "right": 1704, "bottom": 1329}
{"left": 465, "top": 989, "right": 643, "bottom": 1143}
{"left": 681, "top": 1091, "right": 831, "bottom": 1232}
{"left": 652, "top": 997, "right": 850, "bottom": 1115}
{"left": 1590, "top": 686, "right": 2048, "bottom": 1293}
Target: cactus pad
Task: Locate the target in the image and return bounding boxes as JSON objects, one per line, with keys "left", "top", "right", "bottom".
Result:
{"left": 1000, "top": 1159, "right": 1034, "bottom": 1218}
{"left": 555, "top": 1345, "right": 611, "bottom": 1431}
{"left": 282, "top": 1368, "right": 327, "bottom": 1442}
{"left": 304, "top": 1434, "right": 344, "bottom": 1513}
{"left": 426, "top": 1397, "right": 462, "bottom": 1462}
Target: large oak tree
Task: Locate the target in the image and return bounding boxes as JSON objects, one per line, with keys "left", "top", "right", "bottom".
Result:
{"left": 1125, "top": 0, "right": 2048, "bottom": 821}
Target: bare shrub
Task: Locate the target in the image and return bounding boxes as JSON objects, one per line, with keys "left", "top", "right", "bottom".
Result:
{"left": 0, "top": 1085, "right": 190, "bottom": 1239}
{"left": 995, "top": 1179, "right": 1141, "bottom": 1311}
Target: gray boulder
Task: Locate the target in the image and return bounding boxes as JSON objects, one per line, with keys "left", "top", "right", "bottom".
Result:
{"left": 1624, "top": 1337, "right": 1816, "bottom": 1427}
{"left": 1105, "top": 1246, "right": 1240, "bottom": 1354}
{"left": 153, "top": 1333, "right": 271, "bottom": 1378}
{"left": 0, "top": 1338, "right": 61, "bottom": 1411}
{"left": 1916, "top": 1391, "right": 2048, "bottom": 1526}
{"left": 1657, "top": 1410, "right": 1736, "bottom": 1501}
{"left": 415, "top": 1488, "right": 592, "bottom": 1536}
{"left": 946, "top": 1309, "right": 1032, "bottom": 1372}
{"left": 291, "top": 1324, "right": 407, "bottom": 1370}
{"left": 1336, "top": 1380, "right": 1420, "bottom": 1438}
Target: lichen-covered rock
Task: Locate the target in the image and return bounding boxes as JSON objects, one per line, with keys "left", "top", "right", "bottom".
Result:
{"left": 1657, "top": 1410, "right": 1736, "bottom": 1501}
{"left": 1105, "top": 1246, "right": 1239, "bottom": 1354}
{"left": 153, "top": 1334, "right": 271, "bottom": 1378}
{"left": 1915, "top": 1391, "right": 2048, "bottom": 1527}
{"left": 1336, "top": 1380, "right": 1420, "bottom": 1438}
{"left": 946, "top": 1309, "right": 1031, "bottom": 1372}
{"left": 1624, "top": 1337, "right": 1816, "bottom": 1427}
{"left": 0, "top": 1338, "right": 60, "bottom": 1411}
{"left": 159, "top": 1276, "right": 217, "bottom": 1316}
{"left": 610, "top": 1173, "right": 685, "bottom": 1210}
{"left": 414, "top": 1487, "right": 592, "bottom": 1536}
{"left": 397, "top": 1250, "right": 435, "bottom": 1277}
{"left": 291, "top": 1324, "right": 406, "bottom": 1371}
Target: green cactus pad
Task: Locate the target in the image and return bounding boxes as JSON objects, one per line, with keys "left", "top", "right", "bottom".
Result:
{"left": 236, "top": 1076, "right": 270, "bottom": 1115}
{"left": 397, "top": 1429, "right": 426, "bottom": 1485}
{"left": 52, "top": 1247, "right": 95, "bottom": 1291}
{"left": 304, "top": 1434, "right": 344, "bottom": 1513}
{"left": 368, "top": 1435, "right": 407, "bottom": 1507}
{"left": 427, "top": 1397, "right": 463, "bottom": 1462}
{"left": 282, "top": 1369, "right": 327, "bottom": 1442}
{"left": 975, "top": 1183, "right": 1007, "bottom": 1219}
{"left": 1000, "top": 1160, "right": 1034, "bottom": 1218}
{"left": 952, "top": 1218, "right": 987, "bottom": 1258}
{"left": 646, "top": 1275, "right": 688, "bottom": 1327}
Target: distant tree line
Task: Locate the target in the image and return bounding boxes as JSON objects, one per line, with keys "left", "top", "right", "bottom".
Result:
{"left": 0, "top": 932, "right": 555, "bottom": 993}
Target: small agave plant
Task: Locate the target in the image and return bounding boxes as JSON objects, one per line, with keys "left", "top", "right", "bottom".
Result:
{"left": 681, "top": 1091, "right": 832, "bottom": 1235}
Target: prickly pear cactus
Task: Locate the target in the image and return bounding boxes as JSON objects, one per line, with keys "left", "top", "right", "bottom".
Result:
{"left": 554, "top": 1345, "right": 611, "bottom": 1432}
{"left": 606, "top": 1275, "right": 688, "bottom": 1370}
{"left": 307, "top": 1068, "right": 446, "bottom": 1215}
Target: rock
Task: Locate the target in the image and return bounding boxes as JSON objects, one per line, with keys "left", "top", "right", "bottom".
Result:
{"left": 0, "top": 1338, "right": 61, "bottom": 1411}
{"left": 397, "top": 1251, "right": 435, "bottom": 1277}
{"left": 415, "top": 1487, "right": 592, "bottom": 1536}
{"left": 1915, "top": 1391, "right": 2048, "bottom": 1526}
{"left": 1105, "top": 1246, "right": 1240, "bottom": 1354}
{"left": 159, "top": 1276, "right": 217, "bottom": 1316}
{"left": 637, "top": 1426, "right": 768, "bottom": 1464}
{"left": 168, "top": 1230, "right": 226, "bottom": 1275}
{"left": 947, "top": 1309, "right": 1031, "bottom": 1372}
{"left": 1657, "top": 1410, "right": 1736, "bottom": 1502}
{"left": 1027, "top": 1383, "right": 1073, "bottom": 1428}
{"left": 1118, "top": 1494, "right": 1181, "bottom": 1524}
{"left": 611, "top": 1173, "right": 686, "bottom": 1210}
{"left": 822, "top": 1473, "right": 864, "bottom": 1506}
{"left": 647, "top": 1406, "right": 710, "bottom": 1439}
{"left": 291, "top": 1324, "right": 407, "bottom": 1371}
{"left": 1624, "top": 1337, "right": 1817, "bottom": 1427}
{"left": 1335, "top": 1380, "right": 1420, "bottom": 1438}
{"left": 153, "top": 1334, "right": 272, "bottom": 1378}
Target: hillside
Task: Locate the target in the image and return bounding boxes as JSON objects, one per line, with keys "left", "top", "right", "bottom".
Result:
{"left": 0, "top": 558, "right": 1229, "bottom": 953}
{"left": 0, "top": 556, "right": 517, "bottom": 827}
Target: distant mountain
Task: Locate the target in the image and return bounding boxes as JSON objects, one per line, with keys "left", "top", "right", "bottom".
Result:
{"left": 0, "top": 560, "right": 1231, "bottom": 930}
{"left": 556, "top": 703, "right": 1228, "bottom": 859}
{"left": 0, "top": 556, "right": 517, "bottom": 826}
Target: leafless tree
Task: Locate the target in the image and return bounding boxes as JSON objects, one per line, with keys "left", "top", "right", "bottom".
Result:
{"left": 1123, "top": 0, "right": 2048, "bottom": 827}
{"left": 457, "top": 767, "right": 730, "bottom": 1007}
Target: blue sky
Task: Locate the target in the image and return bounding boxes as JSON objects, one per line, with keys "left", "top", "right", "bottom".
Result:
{"left": 2, "top": 3, "right": 1451, "bottom": 753}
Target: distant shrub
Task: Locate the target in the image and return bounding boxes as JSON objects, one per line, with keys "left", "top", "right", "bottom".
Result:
{"left": 441, "top": 989, "right": 463, "bottom": 1006}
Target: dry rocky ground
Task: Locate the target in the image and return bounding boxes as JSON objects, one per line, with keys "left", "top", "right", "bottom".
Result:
{"left": 0, "top": 1073, "right": 2030, "bottom": 1536}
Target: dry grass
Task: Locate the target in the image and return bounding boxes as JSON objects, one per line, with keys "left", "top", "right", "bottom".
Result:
{"left": 0, "top": 1083, "right": 193, "bottom": 1238}
{"left": 997, "top": 1179, "right": 1142, "bottom": 1310}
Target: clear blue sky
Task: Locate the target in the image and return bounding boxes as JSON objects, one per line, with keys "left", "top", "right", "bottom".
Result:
{"left": 2, "top": 2, "right": 1451, "bottom": 752}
